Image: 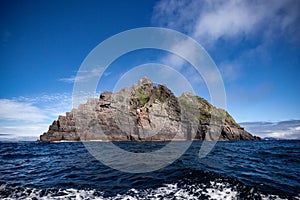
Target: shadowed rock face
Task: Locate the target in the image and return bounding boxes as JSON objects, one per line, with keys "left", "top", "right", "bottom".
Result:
{"left": 40, "top": 77, "right": 260, "bottom": 142}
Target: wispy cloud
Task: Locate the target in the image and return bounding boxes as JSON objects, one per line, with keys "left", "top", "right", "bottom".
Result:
{"left": 219, "top": 62, "right": 241, "bottom": 82}
{"left": 12, "top": 93, "right": 72, "bottom": 117}
{"left": 0, "top": 123, "right": 50, "bottom": 137}
{"left": 0, "top": 93, "right": 72, "bottom": 138}
{"left": 161, "top": 54, "right": 185, "bottom": 71}
{"left": 159, "top": 51, "right": 206, "bottom": 88}
{"left": 59, "top": 68, "right": 103, "bottom": 83}
{"left": 103, "top": 71, "right": 112, "bottom": 77}
{"left": 0, "top": 99, "right": 48, "bottom": 122}
{"left": 59, "top": 76, "right": 79, "bottom": 83}
{"left": 241, "top": 120, "right": 300, "bottom": 139}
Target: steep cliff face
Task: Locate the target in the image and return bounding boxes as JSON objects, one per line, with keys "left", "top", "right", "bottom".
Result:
{"left": 40, "top": 77, "right": 260, "bottom": 141}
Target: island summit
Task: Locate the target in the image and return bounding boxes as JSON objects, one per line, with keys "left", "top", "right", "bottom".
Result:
{"left": 40, "top": 77, "right": 261, "bottom": 142}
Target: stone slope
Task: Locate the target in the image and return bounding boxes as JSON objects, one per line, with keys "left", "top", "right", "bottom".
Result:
{"left": 40, "top": 77, "right": 260, "bottom": 141}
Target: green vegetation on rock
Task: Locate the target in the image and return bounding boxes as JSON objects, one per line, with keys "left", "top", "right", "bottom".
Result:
{"left": 178, "top": 92, "right": 240, "bottom": 126}
{"left": 136, "top": 92, "right": 150, "bottom": 107}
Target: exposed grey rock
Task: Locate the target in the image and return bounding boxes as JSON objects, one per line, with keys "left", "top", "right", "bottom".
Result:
{"left": 40, "top": 77, "right": 260, "bottom": 141}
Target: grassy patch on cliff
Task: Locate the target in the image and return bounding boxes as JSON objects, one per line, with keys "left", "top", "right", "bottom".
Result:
{"left": 136, "top": 92, "right": 150, "bottom": 107}
{"left": 178, "top": 93, "right": 240, "bottom": 127}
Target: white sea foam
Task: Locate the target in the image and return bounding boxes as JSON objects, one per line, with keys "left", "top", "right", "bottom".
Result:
{"left": 0, "top": 183, "right": 298, "bottom": 200}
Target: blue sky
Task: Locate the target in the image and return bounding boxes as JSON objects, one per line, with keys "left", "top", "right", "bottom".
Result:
{"left": 0, "top": 0, "right": 299, "bottom": 139}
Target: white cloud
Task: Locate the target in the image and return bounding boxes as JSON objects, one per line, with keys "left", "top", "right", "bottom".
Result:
{"left": 152, "top": 0, "right": 300, "bottom": 83}
{"left": 12, "top": 93, "right": 72, "bottom": 117}
{"left": 0, "top": 93, "right": 73, "bottom": 139}
{"left": 161, "top": 54, "right": 185, "bottom": 71}
{"left": 193, "top": 1, "right": 264, "bottom": 44}
{"left": 0, "top": 99, "right": 48, "bottom": 122}
{"left": 157, "top": 37, "right": 225, "bottom": 94}
{"left": 241, "top": 120, "right": 300, "bottom": 139}
{"left": 103, "top": 71, "right": 112, "bottom": 77}
{"left": 59, "top": 68, "right": 103, "bottom": 83}
{"left": 0, "top": 123, "right": 49, "bottom": 138}
{"left": 59, "top": 76, "right": 79, "bottom": 83}
{"left": 219, "top": 62, "right": 241, "bottom": 82}
{"left": 153, "top": 0, "right": 299, "bottom": 45}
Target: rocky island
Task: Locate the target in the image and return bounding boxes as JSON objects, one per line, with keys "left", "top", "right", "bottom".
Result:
{"left": 40, "top": 77, "right": 260, "bottom": 141}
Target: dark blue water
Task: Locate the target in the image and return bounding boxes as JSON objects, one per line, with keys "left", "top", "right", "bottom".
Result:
{"left": 0, "top": 140, "right": 299, "bottom": 199}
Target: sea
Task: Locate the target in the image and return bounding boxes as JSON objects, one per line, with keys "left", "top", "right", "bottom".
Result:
{"left": 0, "top": 140, "right": 299, "bottom": 200}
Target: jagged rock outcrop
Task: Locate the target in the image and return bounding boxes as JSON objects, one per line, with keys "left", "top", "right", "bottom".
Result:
{"left": 40, "top": 77, "right": 260, "bottom": 141}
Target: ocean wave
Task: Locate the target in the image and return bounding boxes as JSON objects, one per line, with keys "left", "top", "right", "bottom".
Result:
{"left": 1, "top": 141, "right": 299, "bottom": 199}
{"left": 1, "top": 182, "right": 298, "bottom": 200}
